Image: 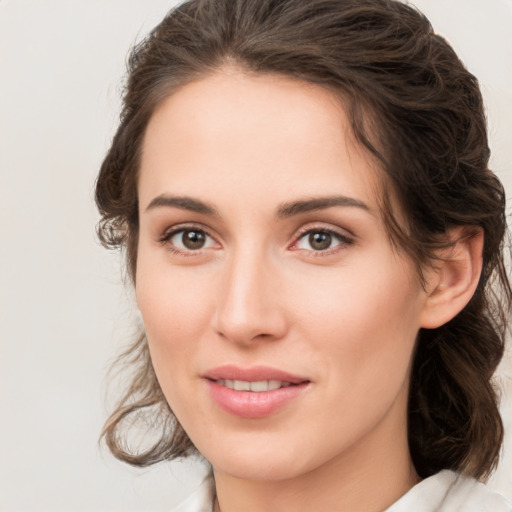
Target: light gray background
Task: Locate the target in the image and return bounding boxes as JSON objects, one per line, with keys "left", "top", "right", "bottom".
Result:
{"left": 1, "top": 1, "right": 511, "bottom": 510}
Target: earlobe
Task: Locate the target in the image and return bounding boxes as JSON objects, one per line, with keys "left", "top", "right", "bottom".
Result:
{"left": 419, "top": 226, "right": 484, "bottom": 329}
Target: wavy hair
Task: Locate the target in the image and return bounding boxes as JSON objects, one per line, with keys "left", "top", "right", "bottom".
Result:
{"left": 95, "top": 0, "right": 511, "bottom": 479}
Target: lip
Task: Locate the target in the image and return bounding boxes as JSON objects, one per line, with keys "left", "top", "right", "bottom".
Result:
{"left": 203, "top": 365, "right": 310, "bottom": 419}
{"left": 203, "top": 365, "right": 309, "bottom": 383}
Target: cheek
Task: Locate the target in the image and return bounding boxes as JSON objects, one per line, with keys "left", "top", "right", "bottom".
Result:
{"left": 136, "top": 274, "right": 210, "bottom": 434}
{"left": 288, "top": 266, "right": 421, "bottom": 461}
{"left": 135, "top": 254, "right": 214, "bottom": 392}
{"left": 295, "top": 255, "right": 422, "bottom": 391}
{"left": 294, "top": 253, "right": 421, "bottom": 336}
{"left": 136, "top": 246, "right": 213, "bottom": 335}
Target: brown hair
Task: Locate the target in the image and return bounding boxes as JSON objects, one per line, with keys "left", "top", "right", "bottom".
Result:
{"left": 96, "top": 0, "right": 511, "bottom": 479}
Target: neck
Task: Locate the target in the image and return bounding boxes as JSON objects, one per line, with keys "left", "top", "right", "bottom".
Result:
{"left": 212, "top": 389, "right": 419, "bottom": 512}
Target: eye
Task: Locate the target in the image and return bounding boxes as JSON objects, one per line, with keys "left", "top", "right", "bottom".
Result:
{"left": 162, "top": 228, "right": 217, "bottom": 252}
{"left": 294, "top": 228, "right": 353, "bottom": 252}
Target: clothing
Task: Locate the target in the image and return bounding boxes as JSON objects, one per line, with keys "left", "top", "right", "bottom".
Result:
{"left": 170, "top": 470, "right": 512, "bottom": 512}
{"left": 171, "top": 476, "right": 215, "bottom": 512}
{"left": 386, "top": 470, "right": 511, "bottom": 512}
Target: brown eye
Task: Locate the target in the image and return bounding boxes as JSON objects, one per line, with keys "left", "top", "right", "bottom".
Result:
{"left": 181, "top": 230, "right": 206, "bottom": 249}
{"left": 294, "top": 228, "right": 353, "bottom": 253}
{"left": 166, "top": 228, "right": 216, "bottom": 252}
{"left": 308, "top": 232, "right": 332, "bottom": 251}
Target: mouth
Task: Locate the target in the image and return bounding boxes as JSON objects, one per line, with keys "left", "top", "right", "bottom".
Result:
{"left": 203, "top": 365, "right": 310, "bottom": 419}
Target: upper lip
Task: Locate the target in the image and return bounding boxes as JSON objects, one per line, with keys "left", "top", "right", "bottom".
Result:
{"left": 203, "top": 365, "right": 310, "bottom": 384}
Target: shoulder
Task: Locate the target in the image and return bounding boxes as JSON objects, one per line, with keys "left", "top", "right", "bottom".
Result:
{"left": 387, "top": 470, "right": 512, "bottom": 512}
{"left": 170, "top": 476, "right": 215, "bottom": 512}
{"left": 440, "top": 472, "right": 512, "bottom": 512}
{"left": 169, "top": 471, "right": 511, "bottom": 512}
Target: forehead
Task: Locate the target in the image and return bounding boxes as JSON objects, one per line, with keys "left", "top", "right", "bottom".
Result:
{"left": 139, "top": 68, "right": 383, "bottom": 214}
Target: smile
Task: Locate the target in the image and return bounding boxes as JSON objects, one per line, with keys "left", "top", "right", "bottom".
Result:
{"left": 203, "top": 366, "right": 310, "bottom": 419}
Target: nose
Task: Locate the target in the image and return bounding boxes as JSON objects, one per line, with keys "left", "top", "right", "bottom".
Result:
{"left": 213, "top": 248, "right": 288, "bottom": 346}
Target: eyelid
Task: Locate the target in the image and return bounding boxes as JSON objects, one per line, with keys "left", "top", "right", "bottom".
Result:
{"left": 158, "top": 222, "right": 211, "bottom": 241}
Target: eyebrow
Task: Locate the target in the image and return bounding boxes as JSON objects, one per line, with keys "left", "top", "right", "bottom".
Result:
{"left": 276, "top": 196, "right": 370, "bottom": 218}
{"left": 144, "top": 194, "right": 370, "bottom": 218}
{"left": 145, "top": 194, "right": 219, "bottom": 216}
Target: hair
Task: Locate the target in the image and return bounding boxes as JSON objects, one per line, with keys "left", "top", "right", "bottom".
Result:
{"left": 96, "top": 0, "right": 511, "bottom": 480}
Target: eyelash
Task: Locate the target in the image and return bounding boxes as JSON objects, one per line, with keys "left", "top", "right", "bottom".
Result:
{"left": 158, "top": 224, "right": 219, "bottom": 257}
{"left": 158, "top": 224, "right": 354, "bottom": 257}
{"left": 291, "top": 226, "right": 354, "bottom": 256}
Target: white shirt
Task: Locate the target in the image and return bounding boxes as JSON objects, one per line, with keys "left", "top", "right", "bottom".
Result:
{"left": 171, "top": 470, "right": 512, "bottom": 512}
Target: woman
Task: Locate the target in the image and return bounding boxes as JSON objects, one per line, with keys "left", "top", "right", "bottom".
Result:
{"left": 95, "top": 0, "right": 512, "bottom": 510}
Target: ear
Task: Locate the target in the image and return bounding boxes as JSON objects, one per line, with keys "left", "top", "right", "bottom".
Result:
{"left": 419, "top": 226, "right": 483, "bottom": 329}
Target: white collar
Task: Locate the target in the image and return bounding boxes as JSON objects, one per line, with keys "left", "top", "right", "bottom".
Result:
{"left": 171, "top": 470, "right": 511, "bottom": 512}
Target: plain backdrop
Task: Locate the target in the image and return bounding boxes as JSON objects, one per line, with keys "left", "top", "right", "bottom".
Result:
{"left": 1, "top": 0, "right": 511, "bottom": 510}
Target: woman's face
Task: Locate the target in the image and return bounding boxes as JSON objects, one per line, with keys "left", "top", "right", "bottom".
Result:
{"left": 136, "top": 69, "right": 429, "bottom": 481}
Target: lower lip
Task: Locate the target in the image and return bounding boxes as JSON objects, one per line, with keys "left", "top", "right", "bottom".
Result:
{"left": 206, "top": 380, "right": 308, "bottom": 419}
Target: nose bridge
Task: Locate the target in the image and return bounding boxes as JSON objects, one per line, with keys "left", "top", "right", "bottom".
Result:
{"left": 214, "top": 243, "right": 285, "bottom": 344}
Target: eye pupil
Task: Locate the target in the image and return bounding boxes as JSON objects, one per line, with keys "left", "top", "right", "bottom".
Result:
{"left": 309, "top": 232, "right": 331, "bottom": 250}
{"left": 182, "top": 230, "right": 206, "bottom": 249}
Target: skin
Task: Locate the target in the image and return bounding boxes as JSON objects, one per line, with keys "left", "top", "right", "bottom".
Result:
{"left": 135, "top": 68, "right": 482, "bottom": 512}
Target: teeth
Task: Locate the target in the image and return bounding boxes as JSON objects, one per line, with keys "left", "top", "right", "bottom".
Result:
{"left": 250, "top": 380, "right": 270, "bottom": 392}
{"left": 234, "top": 380, "right": 251, "bottom": 391}
{"left": 218, "top": 379, "right": 292, "bottom": 392}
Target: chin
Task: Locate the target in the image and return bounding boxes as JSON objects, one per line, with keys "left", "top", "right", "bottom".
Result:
{"left": 192, "top": 428, "right": 325, "bottom": 482}
{"left": 211, "top": 453, "right": 310, "bottom": 482}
